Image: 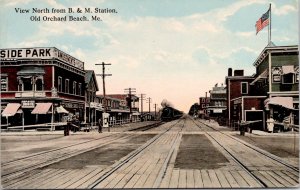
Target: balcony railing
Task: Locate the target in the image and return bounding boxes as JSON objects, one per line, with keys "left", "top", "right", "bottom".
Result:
{"left": 15, "top": 91, "right": 46, "bottom": 98}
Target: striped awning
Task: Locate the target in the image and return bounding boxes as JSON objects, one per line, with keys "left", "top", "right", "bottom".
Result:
{"left": 56, "top": 106, "right": 69, "bottom": 114}
{"left": 32, "top": 103, "right": 52, "bottom": 114}
{"left": 264, "top": 97, "right": 294, "bottom": 110}
{"left": 1, "top": 103, "right": 21, "bottom": 117}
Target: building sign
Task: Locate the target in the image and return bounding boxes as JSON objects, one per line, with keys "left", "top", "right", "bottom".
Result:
{"left": 213, "top": 109, "right": 223, "bottom": 113}
{"left": 21, "top": 100, "right": 35, "bottom": 108}
{"left": 272, "top": 67, "right": 282, "bottom": 83}
{"left": 62, "top": 102, "right": 84, "bottom": 109}
{"left": 0, "top": 48, "right": 84, "bottom": 70}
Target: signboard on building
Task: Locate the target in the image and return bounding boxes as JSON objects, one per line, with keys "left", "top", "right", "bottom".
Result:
{"left": 21, "top": 100, "right": 35, "bottom": 108}
{"left": 0, "top": 47, "right": 84, "bottom": 70}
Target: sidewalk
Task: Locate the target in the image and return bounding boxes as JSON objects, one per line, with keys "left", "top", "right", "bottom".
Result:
{"left": 0, "top": 121, "right": 160, "bottom": 136}
{"left": 201, "top": 119, "right": 299, "bottom": 137}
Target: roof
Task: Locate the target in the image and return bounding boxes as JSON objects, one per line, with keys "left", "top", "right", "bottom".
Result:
{"left": 253, "top": 43, "right": 298, "bottom": 67}
{"left": 98, "top": 94, "right": 139, "bottom": 101}
{"left": 85, "top": 70, "right": 99, "bottom": 91}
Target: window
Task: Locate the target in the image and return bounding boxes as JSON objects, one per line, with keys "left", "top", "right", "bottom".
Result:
{"left": 78, "top": 83, "right": 82, "bottom": 96}
{"left": 65, "top": 79, "right": 69, "bottom": 93}
{"left": 73, "top": 81, "right": 77, "bottom": 95}
{"left": 58, "top": 76, "right": 62, "bottom": 92}
{"left": 241, "top": 82, "right": 248, "bottom": 94}
{"left": 1, "top": 76, "right": 8, "bottom": 91}
{"left": 282, "top": 73, "right": 294, "bottom": 84}
{"left": 23, "top": 77, "right": 32, "bottom": 91}
{"left": 295, "top": 67, "right": 299, "bottom": 83}
{"left": 35, "top": 78, "right": 43, "bottom": 91}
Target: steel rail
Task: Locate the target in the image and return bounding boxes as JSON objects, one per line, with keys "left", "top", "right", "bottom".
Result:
{"left": 197, "top": 119, "right": 299, "bottom": 172}
{"left": 88, "top": 119, "right": 183, "bottom": 189}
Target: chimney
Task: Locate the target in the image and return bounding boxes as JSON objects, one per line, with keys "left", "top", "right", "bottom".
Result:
{"left": 228, "top": 68, "right": 232, "bottom": 76}
{"left": 234, "top": 70, "right": 244, "bottom": 76}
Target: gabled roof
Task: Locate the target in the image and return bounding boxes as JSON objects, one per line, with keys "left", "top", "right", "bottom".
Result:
{"left": 85, "top": 70, "right": 99, "bottom": 91}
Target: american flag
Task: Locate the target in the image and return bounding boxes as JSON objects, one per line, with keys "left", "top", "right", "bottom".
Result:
{"left": 255, "top": 9, "right": 270, "bottom": 34}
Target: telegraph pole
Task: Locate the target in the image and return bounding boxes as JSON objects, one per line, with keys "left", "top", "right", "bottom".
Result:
{"left": 125, "top": 88, "right": 136, "bottom": 122}
{"left": 139, "top": 93, "right": 146, "bottom": 116}
{"left": 153, "top": 103, "right": 157, "bottom": 120}
{"left": 147, "top": 97, "right": 152, "bottom": 113}
{"left": 96, "top": 62, "right": 112, "bottom": 132}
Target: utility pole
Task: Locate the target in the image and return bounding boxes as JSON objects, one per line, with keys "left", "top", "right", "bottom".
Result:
{"left": 96, "top": 62, "right": 112, "bottom": 132}
{"left": 124, "top": 88, "right": 136, "bottom": 122}
{"left": 147, "top": 97, "right": 152, "bottom": 113}
{"left": 153, "top": 103, "right": 157, "bottom": 120}
{"left": 139, "top": 93, "right": 146, "bottom": 116}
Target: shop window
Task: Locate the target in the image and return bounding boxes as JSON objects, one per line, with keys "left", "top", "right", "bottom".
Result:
{"left": 58, "top": 76, "right": 62, "bottom": 92}
{"left": 65, "top": 79, "right": 69, "bottom": 93}
{"left": 73, "top": 81, "right": 77, "bottom": 95}
{"left": 282, "top": 73, "right": 294, "bottom": 84}
{"left": 241, "top": 82, "right": 248, "bottom": 94}
{"left": 1, "top": 76, "right": 8, "bottom": 91}
{"left": 35, "top": 78, "right": 43, "bottom": 91}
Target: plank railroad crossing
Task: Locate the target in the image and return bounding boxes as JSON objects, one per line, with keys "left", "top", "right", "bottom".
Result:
{"left": 1, "top": 116, "right": 299, "bottom": 188}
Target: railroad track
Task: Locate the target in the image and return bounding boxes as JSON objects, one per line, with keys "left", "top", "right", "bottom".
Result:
{"left": 1, "top": 133, "right": 134, "bottom": 180}
{"left": 128, "top": 121, "right": 164, "bottom": 131}
{"left": 193, "top": 119, "right": 299, "bottom": 188}
{"left": 2, "top": 121, "right": 164, "bottom": 178}
{"left": 88, "top": 119, "right": 185, "bottom": 189}
{"left": 1, "top": 120, "right": 183, "bottom": 189}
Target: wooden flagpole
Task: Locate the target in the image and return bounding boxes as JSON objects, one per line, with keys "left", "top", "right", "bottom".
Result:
{"left": 269, "top": 3, "right": 272, "bottom": 44}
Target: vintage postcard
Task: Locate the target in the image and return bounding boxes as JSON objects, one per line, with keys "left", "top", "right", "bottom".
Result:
{"left": 0, "top": 0, "right": 299, "bottom": 189}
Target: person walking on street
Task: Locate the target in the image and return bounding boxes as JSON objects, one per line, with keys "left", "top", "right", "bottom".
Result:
{"left": 98, "top": 118, "right": 103, "bottom": 133}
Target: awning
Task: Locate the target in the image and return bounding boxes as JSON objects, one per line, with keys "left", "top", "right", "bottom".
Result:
{"left": 17, "top": 66, "right": 45, "bottom": 75}
{"left": 250, "top": 69, "right": 268, "bottom": 85}
{"left": 264, "top": 97, "right": 294, "bottom": 110}
{"left": 282, "top": 65, "right": 295, "bottom": 74}
{"left": 32, "top": 103, "right": 52, "bottom": 114}
{"left": 56, "top": 106, "right": 69, "bottom": 114}
{"left": 1, "top": 103, "right": 21, "bottom": 117}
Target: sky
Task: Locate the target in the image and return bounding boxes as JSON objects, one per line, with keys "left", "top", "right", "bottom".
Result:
{"left": 0, "top": 0, "right": 298, "bottom": 113}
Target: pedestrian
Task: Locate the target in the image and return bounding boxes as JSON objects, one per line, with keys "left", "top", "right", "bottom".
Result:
{"left": 98, "top": 118, "right": 102, "bottom": 133}
{"left": 65, "top": 120, "right": 70, "bottom": 136}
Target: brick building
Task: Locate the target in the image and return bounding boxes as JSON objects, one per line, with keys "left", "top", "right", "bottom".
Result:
{"left": 1, "top": 47, "right": 85, "bottom": 127}
{"left": 225, "top": 68, "right": 266, "bottom": 129}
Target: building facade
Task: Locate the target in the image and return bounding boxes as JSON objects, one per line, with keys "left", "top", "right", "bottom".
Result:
{"left": 251, "top": 44, "right": 299, "bottom": 128}
{"left": 1, "top": 47, "right": 85, "bottom": 127}
{"left": 225, "top": 69, "right": 266, "bottom": 129}
{"left": 207, "top": 84, "right": 227, "bottom": 118}
{"left": 85, "top": 70, "right": 100, "bottom": 125}
{"left": 198, "top": 96, "right": 210, "bottom": 118}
